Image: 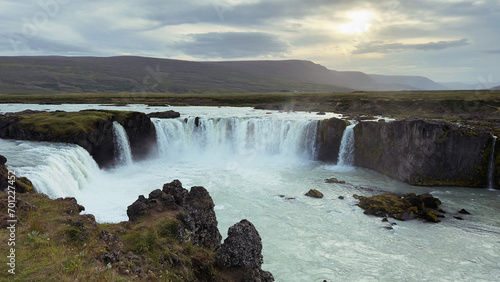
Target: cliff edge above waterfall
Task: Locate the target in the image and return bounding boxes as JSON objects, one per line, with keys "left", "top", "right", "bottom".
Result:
{"left": 0, "top": 110, "right": 156, "bottom": 167}
{"left": 353, "top": 120, "right": 495, "bottom": 188}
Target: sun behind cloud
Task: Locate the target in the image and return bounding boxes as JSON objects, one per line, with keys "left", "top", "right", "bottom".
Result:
{"left": 336, "top": 11, "right": 375, "bottom": 34}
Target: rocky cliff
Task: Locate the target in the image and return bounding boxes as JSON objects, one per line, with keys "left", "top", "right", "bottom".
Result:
{"left": 0, "top": 110, "right": 156, "bottom": 167}
{"left": 315, "top": 117, "right": 347, "bottom": 162}
{"left": 353, "top": 120, "right": 493, "bottom": 187}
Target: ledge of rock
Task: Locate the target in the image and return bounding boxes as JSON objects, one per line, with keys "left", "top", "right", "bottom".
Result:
{"left": 147, "top": 110, "right": 181, "bottom": 119}
{"left": 0, "top": 110, "right": 156, "bottom": 168}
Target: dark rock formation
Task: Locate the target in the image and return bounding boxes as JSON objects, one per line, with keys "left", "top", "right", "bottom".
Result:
{"left": 148, "top": 110, "right": 180, "bottom": 119}
{"left": 216, "top": 219, "right": 274, "bottom": 282}
{"left": 119, "top": 112, "right": 157, "bottom": 162}
{"left": 0, "top": 155, "right": 34, "bottom": 193}
{"left": 127, "top": 180, "right": 222, "bottom": 251}
{"left": 0, "top": 155, "right": 8, "bottom": 191}
{"left": 353, "top": 120, "right": 492, "bottom": 187}
{"left": 0, "top": 110, "right": 156, "bottom": 168}
{"left": 305, "top": 189, "right": 324, "bottom": 198}
{"left": 325, "top": 177, "right": 346, "bottom": 184}
{"left": 459, "top": 209, "right": 472, "bottom": 215}
{"left": 184, "top": 186, "right": 222, "bottom": 251}
{"left": 316, "top": 118, "right": 347, "bottom": 162}
{"left": 356, "top": 193, "right": 444, "bottom": 223}
{"left": 127, "top": 180, "right": 273, "bottom": 280}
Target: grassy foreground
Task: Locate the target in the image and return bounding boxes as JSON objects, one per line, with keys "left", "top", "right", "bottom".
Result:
{"left": 0, "top": 191, "right": 222, "bottom": 281}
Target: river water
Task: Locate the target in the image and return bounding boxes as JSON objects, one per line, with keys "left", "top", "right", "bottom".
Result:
{"left": 1, "top": 104, "right": 499, "bottom": 281}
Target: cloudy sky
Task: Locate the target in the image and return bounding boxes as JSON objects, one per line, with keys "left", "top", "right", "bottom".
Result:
{"left": 0, "top": 0, "right": 499, "bottom": 84}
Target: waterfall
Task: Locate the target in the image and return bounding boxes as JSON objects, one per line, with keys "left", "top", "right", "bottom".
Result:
{"left": 488, "top": 135, "right": 497, "bottom": 190}
{"left": 12, "top": 144, "right": 99, "bottom": 198}
{"left": 337, "top": 121, "right": 359, "bottom": 167}
{"left": 112, "top": 121, "right": 133, "bottom": 165}
{"left": 153, "top": 117, "right": 319, "bottom": 161}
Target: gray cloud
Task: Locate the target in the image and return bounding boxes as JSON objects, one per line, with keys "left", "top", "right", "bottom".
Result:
{"left": 0, "top": 0, "right": 499, "bottom": 82}
{"left": 173, "top": 32, "right": 289, "bottom": 59}
{"left": 353, "top": 39, "right": 470, "bottom": 54}
{"left": 482, "top": 49, "right": 500, "bottom": 54}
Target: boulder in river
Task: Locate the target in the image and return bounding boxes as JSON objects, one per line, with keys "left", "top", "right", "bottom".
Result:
{"left": 356, "top": 192, "right": 444, "bottom": 223}
{"left": 305, "top": 189, "right": 324, "bottom": 198}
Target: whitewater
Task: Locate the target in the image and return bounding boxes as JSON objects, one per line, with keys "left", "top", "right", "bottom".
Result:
{"left": 1, "top": 104, "right": 499, "bottom": 281}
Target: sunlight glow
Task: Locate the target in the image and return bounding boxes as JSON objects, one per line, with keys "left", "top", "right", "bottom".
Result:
{"left": 336, "top": 11, "right": 375, "bottom": 34}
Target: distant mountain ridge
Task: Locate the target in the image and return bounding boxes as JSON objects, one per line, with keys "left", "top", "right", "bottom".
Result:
{"left": 0, "top": 56, "right": 448, "bottom": 94}
{"left": 369, "top": 74, "right": 448, "bottom": 90}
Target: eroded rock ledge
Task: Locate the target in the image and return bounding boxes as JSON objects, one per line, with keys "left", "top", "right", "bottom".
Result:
{"left": 0, "top": 110, "right": 156, "bottom": 167}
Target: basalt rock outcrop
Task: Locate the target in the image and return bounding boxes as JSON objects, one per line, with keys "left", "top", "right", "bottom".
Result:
{"left": 127, "top": 180, "right": 222, "bottom": 250}
{"left": 353, "top": 120, "right": 493, "bottom": 187}
{"left": 315, "top": 117, "right": 347, "bottom": 162}
{"left": 0, "top": 110, "right": 156, "bottom": 168}
{"left": 216, "top": 219, "right": 274, "bottom": 282}
{"left": 127, "top": 180, "right": 274, "bottom": 281}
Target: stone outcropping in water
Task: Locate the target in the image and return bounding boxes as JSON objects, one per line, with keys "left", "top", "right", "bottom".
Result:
{"left": 315, "top": 117, "right": 347, "bottom": 162}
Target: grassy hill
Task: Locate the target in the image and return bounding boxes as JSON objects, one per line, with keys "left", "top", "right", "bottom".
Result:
{"left": 0, "top": 56, "right": 353, "bottom": 94}
{"left": 0, "top": 56, "right": 450, "bottom": 94}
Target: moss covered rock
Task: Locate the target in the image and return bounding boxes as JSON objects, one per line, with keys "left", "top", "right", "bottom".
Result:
{"left": 356, "top": 193, "right": 444, "bottom": 223}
